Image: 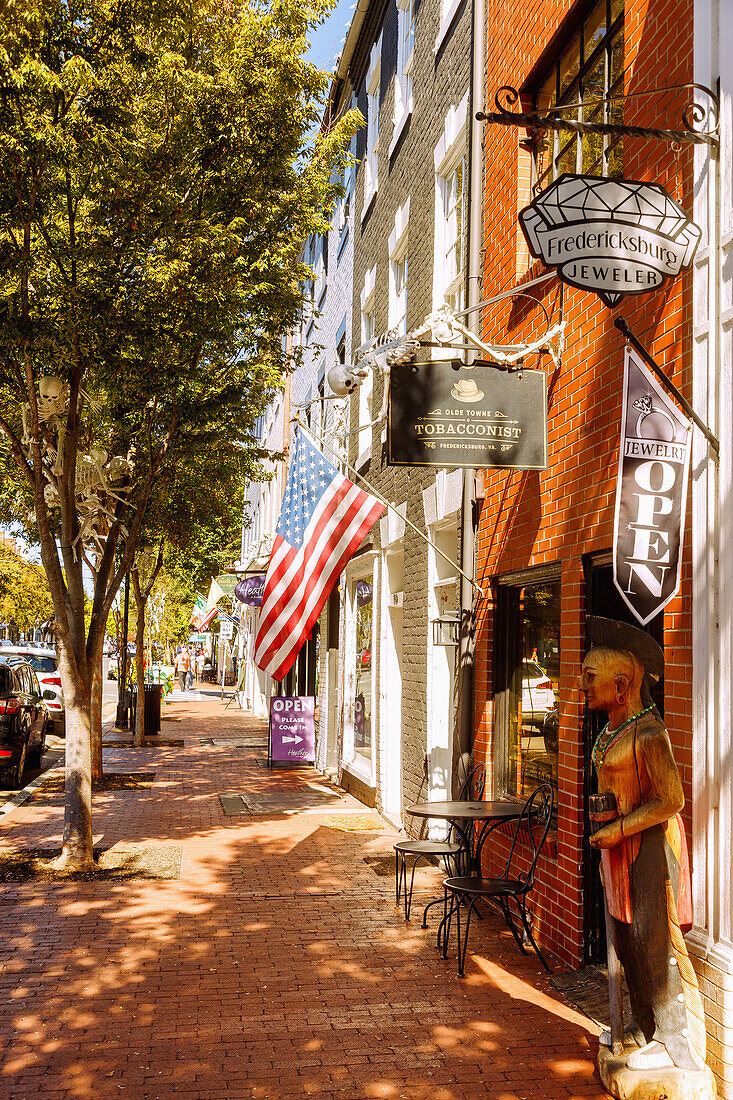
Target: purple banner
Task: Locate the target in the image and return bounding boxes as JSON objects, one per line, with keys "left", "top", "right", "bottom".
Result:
{"left": 270, "top": 696, "right": 316, "bottom": 762}
{"left": 235, "top": 574, "right": 267, "bottom": 607}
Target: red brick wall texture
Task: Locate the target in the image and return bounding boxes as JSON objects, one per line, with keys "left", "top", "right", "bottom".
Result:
{"left": 475, "top": 0, "right": 694, "bottom": 967}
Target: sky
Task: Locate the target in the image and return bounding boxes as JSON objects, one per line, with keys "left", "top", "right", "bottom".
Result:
{"left": 307, "top": 0, "right": 356, "bottom": 74}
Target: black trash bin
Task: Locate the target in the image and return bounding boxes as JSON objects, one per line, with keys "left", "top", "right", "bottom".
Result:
{"left": 129, "top": 684, "right": 162, "bottom": 735}
{"left": 143, "top": 683, "right": 161, "bottom": 735}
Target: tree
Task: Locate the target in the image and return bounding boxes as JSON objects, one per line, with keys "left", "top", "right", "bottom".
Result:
{"left": 0, "top": 0, "right": 358, "bottom": 867}
{"left": 0, "top": 538, "right": 53, "bottom": 634}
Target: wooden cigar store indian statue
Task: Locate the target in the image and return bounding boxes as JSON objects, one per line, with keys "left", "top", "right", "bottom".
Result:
{"left": 579, "top": 618, "right": 716, "bottom": 1099}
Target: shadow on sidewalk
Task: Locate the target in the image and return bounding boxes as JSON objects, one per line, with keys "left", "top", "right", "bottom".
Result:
{"left": 0, "top": 698, "right": 606, "bottom": 1100}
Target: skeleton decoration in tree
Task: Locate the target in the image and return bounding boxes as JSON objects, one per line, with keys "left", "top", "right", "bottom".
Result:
{"left": 21, "top": 376, "right": 70, "bottom": 477}
{"left": 21, "top": 378, "right": 135, "bottom": 558}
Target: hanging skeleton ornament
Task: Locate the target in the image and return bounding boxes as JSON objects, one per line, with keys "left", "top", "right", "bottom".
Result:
{"left": 38, "top": 441, "right": 134, "bottom": 559}
{"left": 21, "top": 376, "right": 70, "bottom": 476}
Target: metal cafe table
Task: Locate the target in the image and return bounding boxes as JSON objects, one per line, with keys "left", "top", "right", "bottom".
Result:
{"left": 404, "top": 799, "right": 523, "bottom": 929}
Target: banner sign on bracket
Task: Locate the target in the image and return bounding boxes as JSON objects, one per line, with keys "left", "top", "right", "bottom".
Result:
{"left": 388, "top": 363, "right": 548, "bottom": 470}
{"left": 234, "top": 574, "right": 266, "bottom": 607}
{"left": 519, "top": 174, "right": 701, "bottom": 307}
{"left": 613, "top": 346, "right": 692, "bottom": 625}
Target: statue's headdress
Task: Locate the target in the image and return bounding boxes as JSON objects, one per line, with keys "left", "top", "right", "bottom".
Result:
{"left": 587, "top": 617, "right": 664, "bottom": 709}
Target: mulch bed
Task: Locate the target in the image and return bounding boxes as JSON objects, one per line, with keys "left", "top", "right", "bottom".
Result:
{"left": 34, "top": 772, "right": 156, "bottom": 794}
{"left": 0, "top": 844, "right": 181, "bottom": 882}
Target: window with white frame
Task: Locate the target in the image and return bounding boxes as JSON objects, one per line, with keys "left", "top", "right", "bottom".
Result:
{"left": 313, "top": 232, "right": 327, "bottom": 306}
{"left": 388, "top": 200, "right": 409, "bottom": 336}
{"left": 336, "top": 125, "right": 356, "bottom": 249}
{"left": 357, "top": 266, "right": 376, "bottom": 466}
{"left": 363, "top": 37, "right": 382, "bottom": 218}
{"left": 435, "top": 0, "right": 463, "bottom": 53}
{"left": 393, "top": 0, "right": 414, "bottom": 148}
{"left": 433, "top": 94, "right": 468, "bottom": 320}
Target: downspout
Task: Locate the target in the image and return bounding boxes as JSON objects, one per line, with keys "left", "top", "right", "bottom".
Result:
{"left": 457, "top": 0, "right": 485, "bottom": 785}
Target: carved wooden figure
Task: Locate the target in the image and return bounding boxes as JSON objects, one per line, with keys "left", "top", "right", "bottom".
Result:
{"left": 579, "top": 617, "right": 715, "bottom": 1100}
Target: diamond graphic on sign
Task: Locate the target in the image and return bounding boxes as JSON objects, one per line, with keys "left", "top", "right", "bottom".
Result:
{"left": 519, "top": 174, "right": 701, "bottom": 307}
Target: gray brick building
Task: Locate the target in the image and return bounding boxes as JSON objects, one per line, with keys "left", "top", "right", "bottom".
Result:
{"left": 318, "top": 0, "right": 478, "bottom": 824}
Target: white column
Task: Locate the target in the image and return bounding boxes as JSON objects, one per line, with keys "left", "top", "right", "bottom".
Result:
{"left": 692, "top": 0, "right": 733, "bottom": 1091}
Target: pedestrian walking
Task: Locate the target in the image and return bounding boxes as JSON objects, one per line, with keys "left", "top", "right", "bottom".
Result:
{"left": 175, "top": 648, "right": 190, "bottom": 691}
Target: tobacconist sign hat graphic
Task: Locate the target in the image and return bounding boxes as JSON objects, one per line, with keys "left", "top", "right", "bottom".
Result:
{"left": 519, "top": 174, "right": 701, "bottom": 307}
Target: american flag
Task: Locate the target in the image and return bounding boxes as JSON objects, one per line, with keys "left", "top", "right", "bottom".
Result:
{"left": 254, "top": 430, "right": 384, "bottom": 681}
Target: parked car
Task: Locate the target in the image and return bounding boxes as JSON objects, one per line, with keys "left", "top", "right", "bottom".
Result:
{"left": 2, "top": 646, "right": 64, "bottom": 734}
{"left": 521, "top": 659, "right": 556, "bottom": 731}
{"left": 0, "top": 655, "right": 49, "bottom": 786}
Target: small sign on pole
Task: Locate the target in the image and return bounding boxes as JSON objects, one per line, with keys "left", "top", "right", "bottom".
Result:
{"left": 269, "top": 696, "right": 316, "bottom": 765}
{"left": 219, "top": 620, "right": 234, "bottom": 640}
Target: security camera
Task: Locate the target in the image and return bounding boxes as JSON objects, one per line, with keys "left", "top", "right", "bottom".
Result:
{"left": 327, "top": 363, "right": 361, "bottom": 397}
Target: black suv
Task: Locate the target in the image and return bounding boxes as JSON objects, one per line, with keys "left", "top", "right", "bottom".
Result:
{"left": 0, "top": 655, "right": 48, "bottom": 786}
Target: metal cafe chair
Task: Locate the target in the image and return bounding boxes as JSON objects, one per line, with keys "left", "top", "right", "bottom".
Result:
{"left": 441, "top": 782, "right": 554, "bottom": 975}
{"left": 394, "top": 764, "right": 486, "bottom": 921}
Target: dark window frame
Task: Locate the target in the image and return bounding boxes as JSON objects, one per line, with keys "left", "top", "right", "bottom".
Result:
{"left": 531, "top": 0, "right": 625, "bottom": 191}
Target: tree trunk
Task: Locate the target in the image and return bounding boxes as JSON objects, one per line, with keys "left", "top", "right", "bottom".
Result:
{"left": 133, "top": 570, "right": 146, "bottom": 747}
{"left": 91, "top": 658, "right": 103, "bottom": 780}
{"left": 54, "top": 639, "right": 94, "bottom": 871}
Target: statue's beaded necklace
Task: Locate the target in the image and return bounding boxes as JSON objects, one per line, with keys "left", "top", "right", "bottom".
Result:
{"left": 592, "top": 705, "right": 654, "bottom": 772}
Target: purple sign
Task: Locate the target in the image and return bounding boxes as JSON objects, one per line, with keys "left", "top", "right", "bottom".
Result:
{"left": 270, "top": 696, "right": 316, "bottom": 762}
{"left": 235, "top": 574, "right": 267, "bottom": 606}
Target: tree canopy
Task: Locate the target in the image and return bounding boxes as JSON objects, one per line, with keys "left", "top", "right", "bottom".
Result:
{"left": 0, "top": 0, "right": 358, "bottom": 866}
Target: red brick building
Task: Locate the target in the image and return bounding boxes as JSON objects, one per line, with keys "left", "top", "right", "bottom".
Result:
{"left": 473, "top": 0, "right": 697, "bottom": 972}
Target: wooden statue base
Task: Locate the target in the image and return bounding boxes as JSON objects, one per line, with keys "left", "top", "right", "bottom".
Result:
{"left": 599, "top": 1042, "right": 717, "bottom": 1100}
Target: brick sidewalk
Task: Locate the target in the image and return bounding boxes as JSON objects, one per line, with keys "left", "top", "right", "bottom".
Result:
{"left": 0, "top": 693, "right": 608, "bottom": 1100}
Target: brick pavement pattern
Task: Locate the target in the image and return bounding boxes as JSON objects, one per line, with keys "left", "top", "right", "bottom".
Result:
{"left": 0, "top": 694, "right": 609, "bottom": 1099}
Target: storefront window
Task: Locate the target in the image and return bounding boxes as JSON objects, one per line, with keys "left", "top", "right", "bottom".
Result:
{"left": 353, "top": 580, "right": 373, "bottom": 765}
{"left": 534, "top": 0, "right": 624, "bottom": 189}
{"left": 496, "top": 577, "right": 560, "bottom": 800}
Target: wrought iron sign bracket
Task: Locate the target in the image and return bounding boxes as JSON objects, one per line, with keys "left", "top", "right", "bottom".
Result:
{"left": 478, "top": 83, "right": 720, "bottom": 152}
{"left": 614, "top": 317, "right": 719, "bottom": 456}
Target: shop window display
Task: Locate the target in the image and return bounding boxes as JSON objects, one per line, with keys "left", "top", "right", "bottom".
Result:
{"left": 495, "top": 578, "right": 560, "bottom": 800}
{"left": 353, "top": 580, "right": 373, "bottom": 763}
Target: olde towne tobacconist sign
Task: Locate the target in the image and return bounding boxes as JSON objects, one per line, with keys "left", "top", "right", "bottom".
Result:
{"left": 613, "top": 347, "right": 692, "bottom": 625}
{"left": 388, "top": 363, "right": 548, "bottom": 470}
{"left": 519, "top": 175, "right": 701, "bottom": 307}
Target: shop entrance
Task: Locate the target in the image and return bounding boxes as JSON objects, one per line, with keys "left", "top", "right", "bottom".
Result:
{"left": 582, "top": 554, "right": 664, "bottom": 964}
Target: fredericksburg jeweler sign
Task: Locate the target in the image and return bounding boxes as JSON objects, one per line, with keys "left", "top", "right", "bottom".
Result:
{"left": 388, "top": 363, "right": 548, "bottom": 469}
{"left": 519, "top": 174, "right": 701, "bottom": 307}
{"left": 613, "top": 346, "right": 692, "bottom": 625}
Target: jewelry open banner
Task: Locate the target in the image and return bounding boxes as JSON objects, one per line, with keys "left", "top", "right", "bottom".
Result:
{"left": 613, "top": 346, "right": 692, "bottom": 625}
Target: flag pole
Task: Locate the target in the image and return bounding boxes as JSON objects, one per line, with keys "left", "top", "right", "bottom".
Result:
{"left": 295, "top": 418, "right": 485, "bottom": 597}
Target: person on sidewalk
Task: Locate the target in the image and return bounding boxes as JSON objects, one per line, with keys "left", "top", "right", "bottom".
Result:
{"left": 176, "top": 648, "right": 190, "bottom": 692}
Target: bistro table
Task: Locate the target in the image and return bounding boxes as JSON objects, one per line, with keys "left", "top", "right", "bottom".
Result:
{"left": 405, "top": 800, "right": 523, "bottom": 934}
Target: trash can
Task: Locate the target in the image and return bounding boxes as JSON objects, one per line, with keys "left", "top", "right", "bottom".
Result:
{"left": 129, "top": 685, "right": 162, "bottom": 735}
{"left": 143, "top": 683, "right": 162, "bottom": 735}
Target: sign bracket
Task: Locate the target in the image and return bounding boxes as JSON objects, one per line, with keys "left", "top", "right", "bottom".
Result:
{"left": 479, "top": 82, "right": 720, "bottom": 152}
{"left": 614, "top": 318, "right": 719, "bottom": 457}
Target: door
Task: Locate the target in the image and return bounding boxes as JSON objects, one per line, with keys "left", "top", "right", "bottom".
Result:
{"left": 582, "top": 556, "right": 664, "bottom": 964}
